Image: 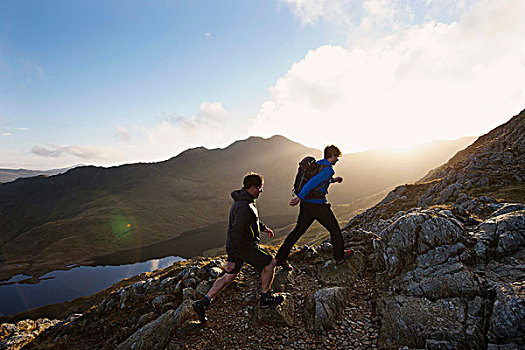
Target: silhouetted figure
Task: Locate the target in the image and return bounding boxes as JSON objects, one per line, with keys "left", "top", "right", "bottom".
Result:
{"left": 193, "top": 173, "right": 283, "bottom": 323}
{"left": 276, "top": 145, "right": 353, "bottom": 271}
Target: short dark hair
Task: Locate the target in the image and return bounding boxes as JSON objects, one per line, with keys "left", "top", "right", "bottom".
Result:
{"left": 243, "top": 173, "right": 263, "bottom": 189}
{"left": 324, "top": 145, "right": 342, "bottom": 159}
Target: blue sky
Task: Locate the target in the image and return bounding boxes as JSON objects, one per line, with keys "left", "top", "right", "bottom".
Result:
{"left": 1, "top": 0, "right": 524, "bottom": 169}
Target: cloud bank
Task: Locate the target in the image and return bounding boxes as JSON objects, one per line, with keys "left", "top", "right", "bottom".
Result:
{"left": 253, "top": 0, "right": 525, "bottom": 151}
{"left": 31, "top": 145, "right": 120, "bottom": 160}
{"left": 136, "top": 102, "right": 228, "bottom": 159}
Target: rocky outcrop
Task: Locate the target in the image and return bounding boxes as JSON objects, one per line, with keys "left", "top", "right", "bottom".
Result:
{"left": 303, "top": 287, "right": 350, "bottom": 334}
{"left": 256, "top": 293, "right": 294, "bottom": 327}
{"left": 0, "top": 318, "right": 60, "bottom": 350}
{"left": 343, "top": 202, "right": 524, "bottom": 349}
{"left": 418, "top": 111, "right": 524, "bottom": 207}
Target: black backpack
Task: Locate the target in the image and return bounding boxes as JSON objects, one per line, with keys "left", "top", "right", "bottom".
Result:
{"left": 292, "top": 156, "right": 328, "bottom": 198}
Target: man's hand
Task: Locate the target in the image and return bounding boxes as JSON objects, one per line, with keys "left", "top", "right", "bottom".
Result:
{"left": 333, "top": 176, "right": 343, "bottom": 183}
{"left": 264, "top": 227, "right": 274, "bottom": 238}
{"left": 289, "top": 196, "right": 301, "bottom": 206}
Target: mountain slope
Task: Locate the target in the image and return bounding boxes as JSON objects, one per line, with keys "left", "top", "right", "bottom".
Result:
{"left": 0, "top": 135, "right": 475, "bottom": 282}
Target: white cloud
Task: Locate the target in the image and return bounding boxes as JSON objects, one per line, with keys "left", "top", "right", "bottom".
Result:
{"left": 252, "top": 0, "right": 525, "bottom": 152}
{"left": 115, "top": 126, "right": 130, "bottom": 141}
{"left": 31, "top": 145, "right": 120, "bottom": 160}
{"left": 282, "top": 0, "right": 477, "bottom": 28}
{"left": 139, "top": 102, "right": 227, "bottom": 158}
{"left": 2, "top": 133, "right": 11, "bottom": 136}
{"left": 281, "top": 0, "right": 359, "bottom": 26}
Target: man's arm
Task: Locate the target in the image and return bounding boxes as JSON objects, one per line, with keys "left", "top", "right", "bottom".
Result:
{"left": 297, "top": 167, "right": 334, "bottom": 199}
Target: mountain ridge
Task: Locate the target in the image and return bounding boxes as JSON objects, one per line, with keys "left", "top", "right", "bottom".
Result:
{"left": 0, "top": 135, "right": 474, "bottom": 283}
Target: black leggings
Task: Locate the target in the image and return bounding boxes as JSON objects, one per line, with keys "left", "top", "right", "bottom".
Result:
{"left": 276, "top": 201, "right": 344, "bottom": 262}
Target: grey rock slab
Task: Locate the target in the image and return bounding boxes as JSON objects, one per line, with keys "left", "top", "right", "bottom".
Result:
{"left": 272, "top": 268, "right": 296, "bottom": 293}
{"left": 116, "top": 301, "right": 193, "bottom": 350}
{"left": 303, "top": 287, "right": 350, "bottom": 334}
{"left": 378, "top": 295, "right": 470, "bottom": 349}
{"left": 488, "top": 282, "right": 525, "bottom": 344}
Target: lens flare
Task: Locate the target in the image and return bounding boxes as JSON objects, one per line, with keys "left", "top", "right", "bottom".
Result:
{"left": 111, "top": 211, "right": 135, "bottom": 241}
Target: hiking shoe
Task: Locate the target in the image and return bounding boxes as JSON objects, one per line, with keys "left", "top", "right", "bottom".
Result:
{"left": 276, "top": 259, "right": 294, "bottom": 272}
{"left": 193, "top": 298, "right": 209, "bottom": 323}
{"left": 336, "top": 249, "right": 354, "bottom": 264}
{"left": 260, "top": 292, "right": 285, "bottom": 309}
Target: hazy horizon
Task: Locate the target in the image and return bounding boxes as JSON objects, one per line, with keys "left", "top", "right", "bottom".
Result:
{"left": 0, "top": 134, "right": 476, "bottom": 171}
{"left": 1, "top": 1, "right": 524, "bottom": 170}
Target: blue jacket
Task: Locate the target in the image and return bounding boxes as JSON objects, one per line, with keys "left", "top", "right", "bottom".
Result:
{"left": 297, "top": 158, "right": 335, "bottom": 203}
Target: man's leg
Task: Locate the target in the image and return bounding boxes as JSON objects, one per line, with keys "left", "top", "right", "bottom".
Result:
{"left": 314, "top": 203, "right": 345, "bottom": 261}
{"left": 193, "top": 260, "right": 240, "bottom": 323}
{"left": 260, "top": 258, "right": 277, "bottom": 293}
{"left": 275, "top": 204, "right": 314, "bottom": 262}
{"left": 205, "top": 271, "right": 238, "bottom": 299}
{"left": 246, "top": 248, "right": 284, "bottom": 309}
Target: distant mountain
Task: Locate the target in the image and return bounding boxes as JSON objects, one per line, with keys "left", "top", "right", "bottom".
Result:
{"left": 345, "top": 109, "right": 524, "bottom": 230}
{"left": 330, "top": 137, "right": 475, "bottom": 204}
{"left": 0, "top": 135, "right": 475, "bottom": 281}
{"left": 0, "top": 166, "right": 79, "bottom": 183}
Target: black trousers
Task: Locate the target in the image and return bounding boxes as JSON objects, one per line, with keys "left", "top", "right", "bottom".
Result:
{"left": 276, "top": 201, "right": 344, "bottom": 262}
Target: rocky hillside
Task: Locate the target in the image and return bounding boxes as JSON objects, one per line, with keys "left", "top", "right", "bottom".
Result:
{"left": 0, "top": 135, "right": 471, "bottom": 283}
{"left": 1, "top": 110, "right": 523, "bottom": 349}
{"left": 341, "top": 109, "right": 524, "bottom": 349}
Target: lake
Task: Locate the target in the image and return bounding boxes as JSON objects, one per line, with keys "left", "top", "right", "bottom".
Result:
{"left": 0, "top": 255, "right": 183, "bottom": 316}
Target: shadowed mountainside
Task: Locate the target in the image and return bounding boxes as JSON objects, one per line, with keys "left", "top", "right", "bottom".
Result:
{"left": 0, "top": 135, "right": 474, "bottom": 282}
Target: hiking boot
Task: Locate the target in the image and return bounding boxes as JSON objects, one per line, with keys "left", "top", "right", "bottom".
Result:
{"left": 336, "top": 249, "right": 354, "bottom": 264}
{"left": 260, "top": 292, "right": 284, "bottom": 309}
{"left": 276, "top": 259, "right": 294, "bottom": 272}
{"left": 193, "top": 298, "right": 209, "bottom": 323}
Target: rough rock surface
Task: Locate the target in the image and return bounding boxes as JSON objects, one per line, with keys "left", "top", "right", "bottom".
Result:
{"left": 0, "top": 318, "right": 60, "bottom": 350}
{"left": 256, "top": 293, "right": 294, "bottom": 327}
{"left": 303, "top": 287, "right": 350, "bottom": 334}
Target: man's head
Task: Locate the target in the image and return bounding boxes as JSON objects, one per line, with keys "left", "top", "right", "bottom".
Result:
{"left": 324, "top": 145, "right": 342, "bottom": 165}
{"left": 243, "top": 173, "right": 264, "bottom": 198}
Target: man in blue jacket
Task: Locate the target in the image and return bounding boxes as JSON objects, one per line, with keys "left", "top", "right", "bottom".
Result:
{"left": 276, "top": 145, "right": 353, "bottom": 270}
{"left": 193, "top": 173, "right": 284, "bottom": 323}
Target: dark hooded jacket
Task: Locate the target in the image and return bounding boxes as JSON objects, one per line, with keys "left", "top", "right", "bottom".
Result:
{"left": 226, "top": 188, "right": 267, "bottom": 256}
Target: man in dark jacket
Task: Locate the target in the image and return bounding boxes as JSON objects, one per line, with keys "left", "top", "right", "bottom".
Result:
{"left": 275, "top": 145, "right": 353, "bottom": 271}
{"left": 193, "top": 173, "right": 284, "bottom": 323}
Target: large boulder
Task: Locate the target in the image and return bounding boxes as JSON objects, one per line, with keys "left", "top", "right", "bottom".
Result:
{"left": 116, "top": 300, "right": 194, "bottom": 350}
{"left": 377, "top": 210, "right": 466, "bottom": 279}
{"left": 487, "top": 282, "right": 525, "bottom": 346}
{"left": 303, "top": 287, "right": 350, "bottom": 335}
{"left": 372, "top": 207, "right": 524, "bottom": 349}
{"left": 256, "top": 293, "right": 294, "bottom": 327}
{"left": 378, "top": 295, "right": 474, "bottom": 349}
{"left": 272, "top": 268, "right": 296, "bottom": 293}
{"left": 314, "top": 255, "right": 364, "bottom": 287}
